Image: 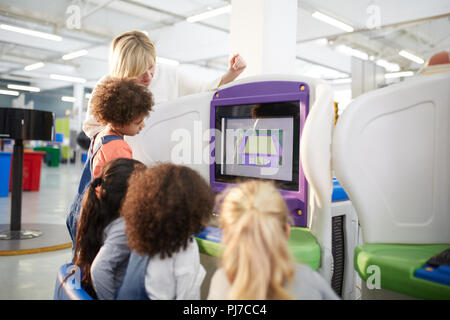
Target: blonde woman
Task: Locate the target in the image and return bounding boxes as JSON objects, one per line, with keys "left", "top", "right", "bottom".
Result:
{"left": 207, "top": 181, "right": 339, "bottom": 300}
{"left": 83, "top": 30, "right": 246, "bottom": 138}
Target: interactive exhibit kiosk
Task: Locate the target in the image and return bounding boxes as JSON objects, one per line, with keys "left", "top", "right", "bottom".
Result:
{"left": 332, "top": 71, "right": 450, "bottom": 299}
{"left": 128, "top": 74, "right": 359, "bottom": 299}
{"left": 125, "top": 72, "right": 450, "bottom": 300}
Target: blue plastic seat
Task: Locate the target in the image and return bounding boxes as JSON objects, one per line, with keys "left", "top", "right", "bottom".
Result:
{"left": 53, "top": 263, "right": 93, "bottom": 300}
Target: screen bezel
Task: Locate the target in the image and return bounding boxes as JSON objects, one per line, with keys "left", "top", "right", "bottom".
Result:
{"left": 214, "top": 101, "right": 300, "bottom": 191}
{"left": 209, "top": 80, "right": 310, "bottom": 227}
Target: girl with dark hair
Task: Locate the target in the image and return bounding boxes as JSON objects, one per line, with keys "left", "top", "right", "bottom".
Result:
{"left": 116, "top": 163, "right": 214, "bottom": 300}
{"left": 72, "top": 158, "right": 146, "bottom": 299}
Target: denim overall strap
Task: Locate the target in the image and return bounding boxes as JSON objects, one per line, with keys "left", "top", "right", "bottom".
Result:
{"left": 88, "top": 134, "right": 123, "bottom": 181}
{"left": 75, "top": 134, "right": 122, "bottom": 194}
{"left": 115, "top": 251, "right": 151, "bottom": 300}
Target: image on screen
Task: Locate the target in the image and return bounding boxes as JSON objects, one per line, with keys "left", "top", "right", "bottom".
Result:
{"left": 236, "top": 129, "right": 283, "bottom": 168}
{"left": 222, "top": 117, "right": 293, "bottom": 181}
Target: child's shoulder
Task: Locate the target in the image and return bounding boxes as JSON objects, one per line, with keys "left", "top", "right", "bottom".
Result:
{"left": 99, "top": 138, "right": 132, "bottom": 159}
{"left": 94, "top": 131, "right": 131, "bottom": 161}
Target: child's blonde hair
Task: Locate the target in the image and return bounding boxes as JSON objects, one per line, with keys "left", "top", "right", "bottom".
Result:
{"left": 219, "top": 180, "right": 295, "bottom": 299}
{"left": 109, "top": 30, "right": 156, "bottom": 79}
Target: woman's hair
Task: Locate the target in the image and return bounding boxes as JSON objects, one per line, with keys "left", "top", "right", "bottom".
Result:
{"left": 90, "top": 77, "right": 154, "bottom": 127}
{"left": 121, "top": 163, "right": 214, "bottom": 259}
{"left": 73, "top": 158, "right": 146, "bottom": 297}
{"left": 109, "top": 30, "right": 156, "bottom": 79}
{"left": 219, "top": 180, "right": 295, "bottom": 300}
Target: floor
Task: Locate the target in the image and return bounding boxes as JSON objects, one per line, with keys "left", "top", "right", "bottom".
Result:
{"left": 0, "top": 160, "right": 81, "bottom": 300}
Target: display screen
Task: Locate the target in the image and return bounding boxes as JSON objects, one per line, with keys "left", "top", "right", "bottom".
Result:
{"left": 214, "top": 101, "right": 300, "bottom": 191}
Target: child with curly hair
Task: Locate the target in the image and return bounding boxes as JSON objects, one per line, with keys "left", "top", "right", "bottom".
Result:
{"left": 66, "top": 77, "right": 154, "bottom": 245}
{"left": 88, "top": 77, "right": 154, "bottom": 178}
{"left": 207, "top": 180, "right": 339, "bottom": 300}
{"left": 71, "top": 158, "right": 146, "bottom": 299}
{"left": 116, "top": 163, "right": 214, "bottom": 300}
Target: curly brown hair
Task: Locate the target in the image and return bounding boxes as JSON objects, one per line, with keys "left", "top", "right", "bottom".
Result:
{"left": 121, "top": 163, "right": 214, "bottom": 258}
{"left": 90, "top": 77, "right": 154, "bottom": 127}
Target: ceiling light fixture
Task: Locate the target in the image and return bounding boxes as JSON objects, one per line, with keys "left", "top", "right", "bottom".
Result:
{"left": 336, "top": 45, "right": 368, "bottom": 60}
{"left": 7, "top": 84, "right": 40, "bottom": 92}
{"left": 24, "top": 62, "right": 45, "bottom": 71}
{"left": 384, "top": 71, "right": 414, "bottom": 79}
{"left": 186, "top": 5, "right": 231, "bottom": 23}
{"left": 398, "top": 50, "right": 424, "bottom": 64}
{"left": 61, "top": 96, "right": 76, "bottom": 103}
{"left": 0, "top": 89, "right": 19, "bottom": 96}
{"left": 50, "top": 74, "right": 86, "bottom": 83}
{"left": 156, "top": 56, "right": 180, "bottom": 66}
{"left": 376, "top": 59, "right": 400, "bottom": 72}
{"left": 62, "top": 49, "right": 88, "bottom": 60}
{"left": 311, "top": 11, "right": 354, "bottom": 32}
{"left": 0, "top": 24, "right": 62, "bottom": 41}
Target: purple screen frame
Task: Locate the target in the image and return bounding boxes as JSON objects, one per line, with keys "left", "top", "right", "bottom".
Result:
{"left": 210, "top": 81, "right": 310, "bottom": 226}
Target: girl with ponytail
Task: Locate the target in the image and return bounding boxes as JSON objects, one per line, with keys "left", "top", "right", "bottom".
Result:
{"left": 207, "top": 181, "right": 339, "bottom": 300}
{"left": 72, "top": 158, "right": 145, "bottom": 299}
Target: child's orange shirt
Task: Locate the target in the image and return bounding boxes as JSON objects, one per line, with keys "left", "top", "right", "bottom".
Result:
{"left": 92, "top": 129, "right": 132, "bottom": 178}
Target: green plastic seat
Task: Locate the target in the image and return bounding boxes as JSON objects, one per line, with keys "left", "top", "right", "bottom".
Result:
{"left": 195, "top": 226, "right": 321, "bottom": 270}
{"left": 355, "top": 243, "right": 450, "bottom": 299}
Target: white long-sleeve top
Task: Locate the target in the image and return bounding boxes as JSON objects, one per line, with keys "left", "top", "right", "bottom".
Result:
{"left": 144, "top": 239, "right": 206, "bottom": 300}
{"left": 83, "top": 63, "right": 221, "bottom": 138}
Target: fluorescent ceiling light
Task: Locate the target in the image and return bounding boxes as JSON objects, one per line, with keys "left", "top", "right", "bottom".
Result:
{"left": 156, "top": 56, "right": 180, "bottom": 66}
{"left": 50, "top": 74, "right": 86, "bottom": 83}
{"left": 0, "top": 24, "right": 62, "bottom": 41}
{"left": 398, "top": 50, "right": 424, "bottom": 64}
{"left": 312, "top": 11, "right": 354, "bottom": 32}
{"left": 62, "top": 49, "right": 88, "bottom": 60}
{"left": 384, "top": 71, "right": 414, "bottom": 79}
{"left": 24, "top": 62, "right": 45, "bottom": 71}
{"left": 61, "top": 96, "right": 76, "bottom": 103}
{"left": 0, "top": 89, "right": 19, "bottom": 96}
{"left": 7, "top": 84, "right": 40, "bottom": 92}
{"left": 186, "top": 5, "right": 231, "bottom": 23}
{"left": 336, "top": 45, "right": 368, "bottom": 60}
{"left": 376, "top": 59, "right": 400, "bottom": 72}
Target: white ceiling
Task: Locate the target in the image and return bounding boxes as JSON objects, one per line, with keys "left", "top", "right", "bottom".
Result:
{"left": 0, "top": 0, "right": 449, "bottom": 92}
